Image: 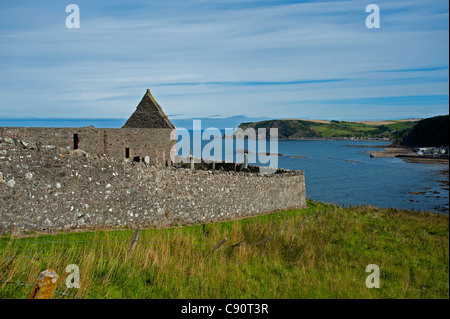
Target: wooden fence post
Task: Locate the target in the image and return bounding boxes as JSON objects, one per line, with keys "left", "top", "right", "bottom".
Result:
{"left": 189, "top": 150, "right": 195, "bottom": 170}
{"left": 243, "top": 153, "right": 248, "bottom": 169}
{"left": 128, "top": 228, "right": 141, "bottom": 257}
{"left": 28, "top": 269, "right": 60, "bottom": 299}
{"left": 231, "top": 240, "right": 243, "bottom": 248}
{"left": 211, "top": 238, "right": 227, "bottom": 253}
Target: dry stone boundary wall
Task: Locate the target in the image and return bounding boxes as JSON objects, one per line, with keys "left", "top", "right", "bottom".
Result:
{"left": 0, "top": 134, "right": 306, "bottom": 235}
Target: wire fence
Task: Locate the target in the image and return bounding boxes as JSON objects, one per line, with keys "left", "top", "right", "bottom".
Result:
{"left": 0, "top": 220, "right": 297, "bottom": 250}
{"left": 0, "top": 217, "right": 300, "bottom": 247}
{"left": 0, "top": 208, "right": 330, "bottom": 299}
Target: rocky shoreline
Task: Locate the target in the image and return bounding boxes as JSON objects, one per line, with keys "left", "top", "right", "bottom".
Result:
{"left": 343, "top": 143, "right": 449, "bottom": 213}
{"left": 363, "top": 145, "right": 449, "bottom": 165}
{"left": 408, "top": 168, "right": 449, "bottom": 213}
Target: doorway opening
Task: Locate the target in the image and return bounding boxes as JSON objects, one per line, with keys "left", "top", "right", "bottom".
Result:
{"left": 125, "top": 148, "right": 130, "bottom": 159}
{"left": 73, "top": 134, "right": 79, "bottom": 150}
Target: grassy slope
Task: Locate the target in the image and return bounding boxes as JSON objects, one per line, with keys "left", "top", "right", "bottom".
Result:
{"left": 239, "top": 120, "right": 417, "bottom": 139}
{"left": 1, "top": 200, "right": 448, "bottom": 299}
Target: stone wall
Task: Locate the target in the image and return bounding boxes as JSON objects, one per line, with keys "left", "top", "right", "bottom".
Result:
{"left": 0, "top": 127, "right": 174, "bottom": 165}
{"left": 0, "top": 136, "right": 306, "bottom": 234}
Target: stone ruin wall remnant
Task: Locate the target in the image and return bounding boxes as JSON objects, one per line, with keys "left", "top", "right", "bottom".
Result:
{"left": 0, "top": 136, "right": 306, "bottom": 234}
{"left": 0, "top": 126, "right": 174, "bottom": 165}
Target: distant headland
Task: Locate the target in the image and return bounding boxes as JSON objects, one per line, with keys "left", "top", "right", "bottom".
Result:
{"left": 237, "top": 118, "right": 421, "bottom": 140}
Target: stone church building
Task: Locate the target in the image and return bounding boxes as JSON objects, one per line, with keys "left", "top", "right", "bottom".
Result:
{"left": 0, "top": 89, "right": 176, "bottom": 165}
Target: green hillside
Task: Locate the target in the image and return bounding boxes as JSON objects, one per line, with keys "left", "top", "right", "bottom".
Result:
{"left": 238, "top": 119, "right": 418, "bottom": 140}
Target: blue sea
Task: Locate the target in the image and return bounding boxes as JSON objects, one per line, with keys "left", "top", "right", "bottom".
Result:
{"left": 182, "top": 134, "right": 449, "bottom": 214}
{"left": 1, "top": 118, "right": 448, "bottom": 213}
{"left": 275, "top": 140, "right": 448, "bottom": 213}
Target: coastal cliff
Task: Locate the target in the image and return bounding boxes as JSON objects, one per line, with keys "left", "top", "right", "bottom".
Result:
{"left": 396, "top": 115, "right": 449, "bottom": 147}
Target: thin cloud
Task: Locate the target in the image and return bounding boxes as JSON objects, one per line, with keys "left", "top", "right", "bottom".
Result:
{"left": 152, "top": 79, "right": 344, "bottom": 87}
{"left": 305, "top": 95, "right": 449, "bottom": 106}
{"left": 375, "top": 66, "right": 449, "bottom": 73}
{"left": 0, "top": 0, "right": 448, "bottom": 120}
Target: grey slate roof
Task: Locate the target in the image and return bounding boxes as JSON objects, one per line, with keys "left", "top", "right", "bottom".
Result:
{"left": 122, "top": 89, "right": 175, "bottom": 129}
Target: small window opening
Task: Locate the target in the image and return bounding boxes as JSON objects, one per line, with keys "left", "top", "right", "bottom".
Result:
{"left": 125, "top": 148, "right": 130, "bottom": 158}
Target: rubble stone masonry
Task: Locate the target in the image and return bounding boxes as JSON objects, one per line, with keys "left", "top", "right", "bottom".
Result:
{"left": 0, "top": 127, "right": 174, "bottom": 165}
{"left": 0, "top": 136, "right": 306, "bottom": 234}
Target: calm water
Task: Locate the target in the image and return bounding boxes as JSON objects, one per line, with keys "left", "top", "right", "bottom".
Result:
{"left": 275, "top": 140, "right": 448, "bottom": 213}
{"left": 188, "top": 136, "right": 448, "bottom": 213}
{"left": 0, "top": 118, "right": 127, "bottom": 128}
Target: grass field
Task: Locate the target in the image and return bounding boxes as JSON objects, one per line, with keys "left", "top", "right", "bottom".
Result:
{"left": 0, "top": 200, "right": 448, "bottom": 299}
